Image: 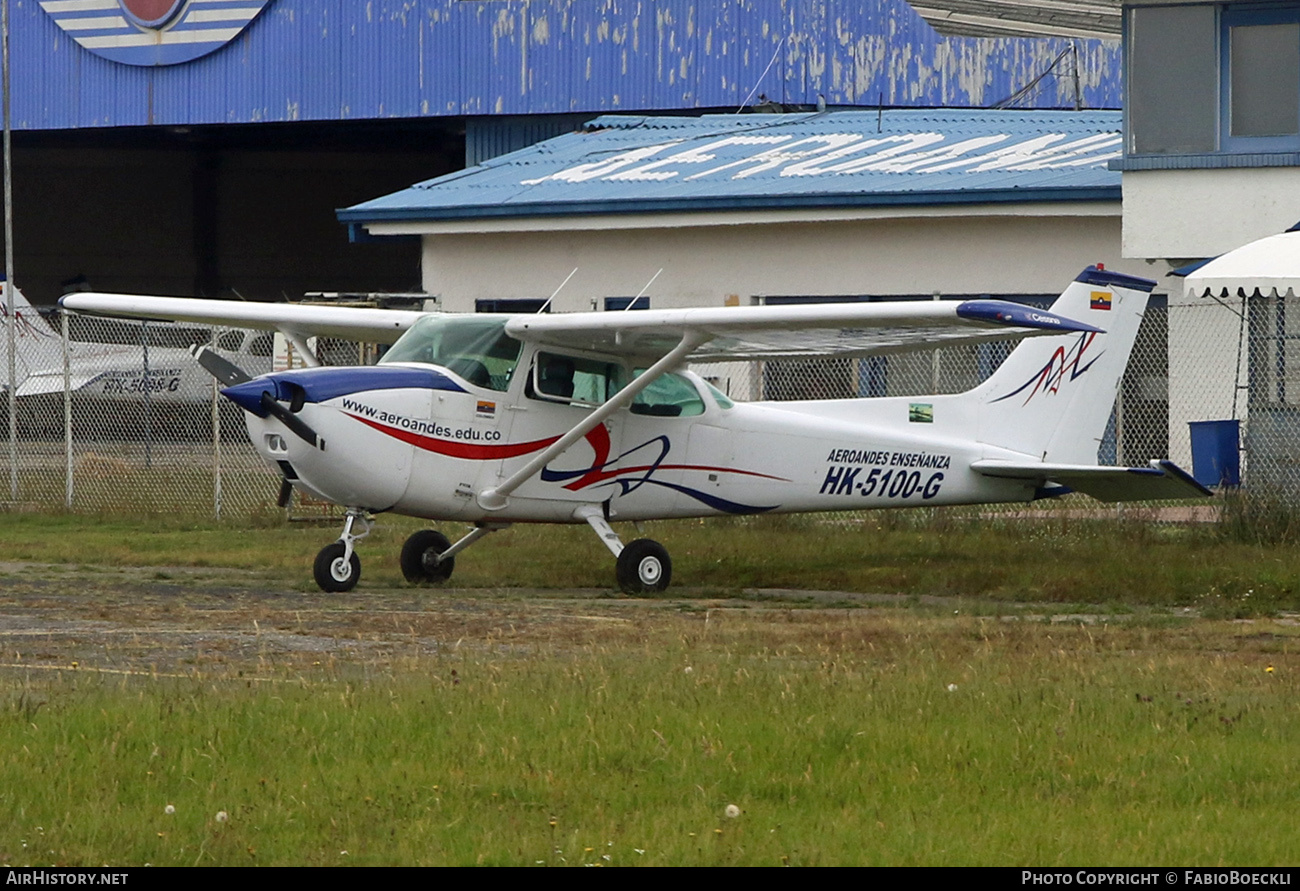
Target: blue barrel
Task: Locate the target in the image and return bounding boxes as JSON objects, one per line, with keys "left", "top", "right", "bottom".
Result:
{"left": 1188, "top": 420, "right": 1241, "bottom": 487}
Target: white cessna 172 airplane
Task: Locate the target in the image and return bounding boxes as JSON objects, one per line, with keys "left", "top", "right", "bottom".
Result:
{"left": 60, "top": 266, "right": 1210, "bottom": 594}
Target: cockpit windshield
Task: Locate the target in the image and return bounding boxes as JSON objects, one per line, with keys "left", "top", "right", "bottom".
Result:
{"left": 380, "top": 315, "right": 523, "bottom": 392}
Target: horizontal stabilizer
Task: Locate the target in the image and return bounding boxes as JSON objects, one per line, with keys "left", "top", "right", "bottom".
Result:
{"left": 971, "top": 459, "right": 1213, "bottom": 503}
{"left": 15, "top": 371, "right": 100, "bottom": 397}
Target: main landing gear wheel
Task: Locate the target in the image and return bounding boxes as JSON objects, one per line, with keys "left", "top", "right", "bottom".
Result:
{"left": 400, "top": 530, "right": 455, "bottom": 585}
{"left": 314, "top": 541, "right": 361, "bottom": 592}
{"left": 616, "top": 538, "right": 671, "bottom": 595}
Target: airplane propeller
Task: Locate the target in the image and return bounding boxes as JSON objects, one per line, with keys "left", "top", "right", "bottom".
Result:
{"left": 257, "top": 390, "right": 321, "bottom": 449}
{"left": 189, "top": 343, "right": 321, "bottom": 508}
{"left": 189, "top": 344, "right": 252, "bottom": 386}
{"left": 189, "top": 344, "right": 322, "bottom": 448}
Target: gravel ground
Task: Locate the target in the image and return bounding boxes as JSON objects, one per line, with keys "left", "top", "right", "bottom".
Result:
{"left": 4, "top": 561, "right": 1293, "bottom": 683}
{"left": 0, "top": 562, "right": 658, "bottom": 679}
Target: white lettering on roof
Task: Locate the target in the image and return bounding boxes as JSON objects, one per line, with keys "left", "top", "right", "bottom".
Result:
{"left": 518, "top": 130, "right": 1121, "bottom": 186}
{"left": 606, "top": 135, "right": 792, "bottom": 182}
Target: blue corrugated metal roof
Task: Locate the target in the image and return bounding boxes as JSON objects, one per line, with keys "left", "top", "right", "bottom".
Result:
{"left": 340, "top": 109, "right": 1122, "bottom": 226}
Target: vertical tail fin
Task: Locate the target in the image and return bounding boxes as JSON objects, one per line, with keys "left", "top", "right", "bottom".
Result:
{"left": 0, "top": 281, "right": 62, "bottom": 391}
{"left": 974, "top": 267, "right": 1154, "bottom": 464}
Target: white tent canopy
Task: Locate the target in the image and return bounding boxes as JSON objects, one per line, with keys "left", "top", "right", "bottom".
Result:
{"left": 1183, "top": 228, "right": 1300, "bottom": 299}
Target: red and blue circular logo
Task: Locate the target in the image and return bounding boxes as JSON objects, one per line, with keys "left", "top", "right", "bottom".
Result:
{"left": 40, "top": 0, "right": 274, "bottom": 67}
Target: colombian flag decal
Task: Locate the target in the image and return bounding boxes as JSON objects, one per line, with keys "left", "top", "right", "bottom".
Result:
{"left": 1090, "top": 291, "right": 1112, "bottom": 311}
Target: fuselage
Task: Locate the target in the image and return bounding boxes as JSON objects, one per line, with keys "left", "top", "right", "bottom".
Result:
{"left": 227, "top": 321, "right": 1040, "bottom": 523}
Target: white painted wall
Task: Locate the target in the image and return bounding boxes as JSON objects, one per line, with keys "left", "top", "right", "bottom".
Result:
{"left": 412, "top": 205, "right": 1138, "bottom": 312}
{"left": 1123, "top": 167, "right": 1300, "bottom": 260}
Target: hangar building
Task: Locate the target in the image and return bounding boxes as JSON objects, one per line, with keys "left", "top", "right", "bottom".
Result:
{"left": 5, "top": 0, "right": 1121, "bottom": 305}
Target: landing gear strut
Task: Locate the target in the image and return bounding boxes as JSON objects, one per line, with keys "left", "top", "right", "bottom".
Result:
{"left": 400, "top": 524, "right": 509, "bottom": 586}
{"left": 577, "top": 506, "right": 672, "bottom": 595}
{"left": 313, "top": 509, "right": 371, "bottom": 592}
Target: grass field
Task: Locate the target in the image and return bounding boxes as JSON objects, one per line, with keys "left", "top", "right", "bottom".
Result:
{"left": 0, "top": 509, "right": 1298, "bottom": 865}
{"left": 2, "top": 507, "right": 1299, "bottom": 615}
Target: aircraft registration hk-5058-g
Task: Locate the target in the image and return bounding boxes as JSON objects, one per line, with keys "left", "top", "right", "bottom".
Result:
{"left": 60, "top": 266, "right": 1210, "bottom": 594}
{"left": 1, "top": 281, "right": 272, "bottom": 404}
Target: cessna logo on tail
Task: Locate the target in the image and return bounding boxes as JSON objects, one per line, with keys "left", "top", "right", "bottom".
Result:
{"left": 41, "top": 0, "right": 273, "bottom": 67}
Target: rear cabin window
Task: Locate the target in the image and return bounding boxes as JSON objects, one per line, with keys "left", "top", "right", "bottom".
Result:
{"left": 630, "top": 370, "right": 706, "bottom": 417}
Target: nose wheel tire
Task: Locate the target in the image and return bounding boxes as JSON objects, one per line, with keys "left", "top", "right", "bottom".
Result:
{"left": 314, "top": 541, "right": 361, "bottom": 592}
{"left": 400, "top": 530, "right": 455, "bottom": 584}
{"left": 616, "top": 538, "right": 671, "bottom": 595}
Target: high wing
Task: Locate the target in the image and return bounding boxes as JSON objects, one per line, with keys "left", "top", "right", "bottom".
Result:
{"left": 58, "top": 293, "right": 424, "bottom": 344}
{"left": 505, "top": 299, "right": 1101, "bottom": 362}
{"left": 60, "top": 292, "right": 1100, "bottom": 363}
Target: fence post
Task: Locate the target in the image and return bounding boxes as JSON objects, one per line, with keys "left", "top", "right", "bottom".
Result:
{"left": 62, "top": 309, "right": 72, "bottom": 508}
{"left": 211, "top": 330, "right": 221, "bottom": 519}
{"left": 141, "top": 321, "right": 152, "bottom": 469}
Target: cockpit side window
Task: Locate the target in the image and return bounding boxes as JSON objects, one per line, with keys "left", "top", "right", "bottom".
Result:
{"left": 529, "top": 352, "right": 626, "bottom": 407}
{"left": 380, "top": 316, "right": 522, "bottom": 392}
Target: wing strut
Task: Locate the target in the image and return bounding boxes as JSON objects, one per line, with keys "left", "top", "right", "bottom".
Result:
{"left": 279, "top": 330, "right": 320, "bottom": 368}
{"left": 476, "top": 330, "right": 709, "bottom": 511}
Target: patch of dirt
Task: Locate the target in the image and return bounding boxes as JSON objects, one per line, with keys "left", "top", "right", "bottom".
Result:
{"left": 1, "top": 563, "right": 1294, "bottom": 681}
{"left": 0, "top": 562, "right": 664, "bottom": 679}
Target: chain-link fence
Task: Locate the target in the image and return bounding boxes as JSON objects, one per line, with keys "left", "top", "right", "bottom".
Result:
{"left": 0, "top": 296, "right": 1261, "bottom": 518}
{"left": 1169, "top": 289, "right": 1300, "bottom": 498}
{"left": 2, "top": 313, "right": 280, "bottom": 516}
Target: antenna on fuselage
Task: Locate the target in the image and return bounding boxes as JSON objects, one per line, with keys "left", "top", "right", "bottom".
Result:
{"left": 624, "top": 268, "right": 663, "bottom": 311}
{"left": 536, "top": 268, "right": 578, "bottom": 314}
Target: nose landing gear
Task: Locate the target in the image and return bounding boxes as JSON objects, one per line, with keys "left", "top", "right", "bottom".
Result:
{"left": 310, "top": 512, "right": 511, "bottom": 592}
{"left": 313, "top": 509, "right": 371, "bottom": 592}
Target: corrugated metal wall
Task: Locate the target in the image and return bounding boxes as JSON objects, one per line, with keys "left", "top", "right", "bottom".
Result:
{"left": 13, "top": 0, "right": 1121, "bottom": 131}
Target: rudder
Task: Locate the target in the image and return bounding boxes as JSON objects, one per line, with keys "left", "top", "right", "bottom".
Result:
{"left": 974, "top": 267, "right": 1155, "bottom": 464}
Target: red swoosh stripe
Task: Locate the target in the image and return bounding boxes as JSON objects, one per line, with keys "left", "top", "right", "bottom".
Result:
{"left": 348, "top": 414, "right": 559, "bottom": 459}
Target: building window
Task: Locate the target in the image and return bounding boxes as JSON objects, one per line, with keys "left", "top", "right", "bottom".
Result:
{"left": 1125, "top": 2, "right": 1300, "bottom": 159}
{"left": 603, "top": 296, "right": 649, "bottom": 311}
{"left": 475, "top": 298, "right": 549, "bottom": 313}
{"left": 1126, "top": 4, "right": 1218, "bottom": 155}
{"left": 1222, "top": 6, "right": 1300, "bottom": 151}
